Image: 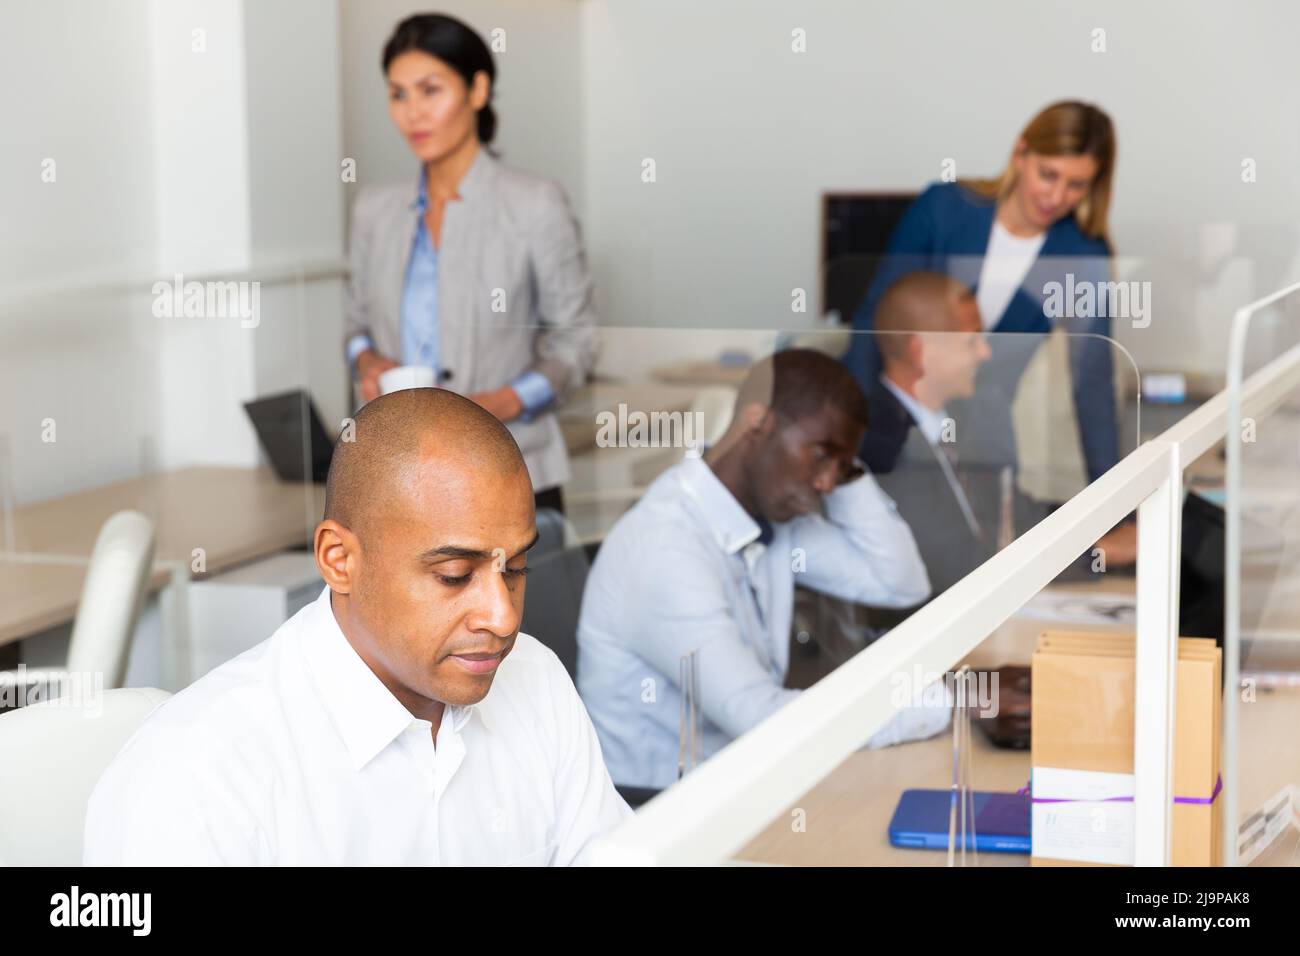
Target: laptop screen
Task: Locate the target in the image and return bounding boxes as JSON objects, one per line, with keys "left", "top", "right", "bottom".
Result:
{"left": 242, "top": 390, "right": 335, "bottom": 484}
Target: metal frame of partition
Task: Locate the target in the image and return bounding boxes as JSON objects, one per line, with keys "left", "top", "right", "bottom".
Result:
{"left": 591, "top": 318, "right": 1300, "bottom": 867}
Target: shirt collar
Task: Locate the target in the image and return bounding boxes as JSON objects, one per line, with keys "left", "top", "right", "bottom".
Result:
{"left": 675, "top": 456, "right": 763, "bottom": 555}
{"left": 881, "top": 375, "right": 948, "bottom": 447}
{"left": 409, "top": 147, "right": 492, "bottom": 212}
{"left": 301, "top": 587, "right": 476, "bottom": 771}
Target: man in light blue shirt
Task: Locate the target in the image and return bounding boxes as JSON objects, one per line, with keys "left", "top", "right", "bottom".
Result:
{"left": 577, "top": 349, "right": 943, "bottom": 791}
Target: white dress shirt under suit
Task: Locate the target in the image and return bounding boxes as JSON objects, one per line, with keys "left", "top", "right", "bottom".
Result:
{"left": 85, "top": 587, "right": 630, "bottom": 865}
{"left": 576, "top": 456, "right": 936, "bottom": 790}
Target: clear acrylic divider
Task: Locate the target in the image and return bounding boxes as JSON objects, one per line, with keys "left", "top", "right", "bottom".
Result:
{"left": 426, "top": 317, "right": 1142, "bottom": 864}
{"left": 1226, "top": 288, "right": 1300, "bottom": 866}
{"left": 0, "top": 265, "right": 338, "bottom": 698}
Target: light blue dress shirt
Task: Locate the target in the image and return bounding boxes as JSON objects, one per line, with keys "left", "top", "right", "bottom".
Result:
{"left": 347, "top": 172, "right": 555, "bottom": 418}
{"left": 399, "top": 178, "right": 441, "bottom": 373}
{"left": 575, "top": 455, "right": 938, "bottom": 790}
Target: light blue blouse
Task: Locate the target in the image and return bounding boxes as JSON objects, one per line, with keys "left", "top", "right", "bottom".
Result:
{"left": 347, "top": 171, "right": 554, "bottom": 417}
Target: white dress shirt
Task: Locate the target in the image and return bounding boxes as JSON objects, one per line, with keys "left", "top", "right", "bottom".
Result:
{"left": 85, "top": 587, "right": 630, "bottom": 865}
{"left": 576, "top": 456, "right": 936, "bottom": 789}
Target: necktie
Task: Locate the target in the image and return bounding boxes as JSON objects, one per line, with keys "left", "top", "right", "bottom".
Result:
{"left": 938, "top": 441, "right": 982, "bottom": 537}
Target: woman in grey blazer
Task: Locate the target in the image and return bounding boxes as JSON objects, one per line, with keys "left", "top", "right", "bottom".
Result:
{"left": 346, "top": 13, "right": 596, "bottom": 508}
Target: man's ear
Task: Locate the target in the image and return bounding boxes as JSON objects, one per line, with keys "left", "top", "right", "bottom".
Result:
{"left": 315, "top": 519, "right": 358, "bottom": 594}
{"left": 739, "top": 401, "right": 773, "bottom": 436}
{"left": 905, "top": 333, "right": 927, "bottom": 375}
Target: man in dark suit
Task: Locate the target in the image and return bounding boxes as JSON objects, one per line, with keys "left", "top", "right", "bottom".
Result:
{"left": 861, "top": 271, "right": 1016, "bottom": 598}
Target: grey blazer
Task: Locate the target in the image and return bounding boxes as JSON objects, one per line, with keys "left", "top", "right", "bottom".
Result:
{"left": 344, "top": 150, "right": 598, "bottom": 491}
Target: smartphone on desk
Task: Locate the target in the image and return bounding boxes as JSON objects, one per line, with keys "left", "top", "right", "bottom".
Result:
{"left": 888, "top": 789, "right": 1031, "bottom": 854}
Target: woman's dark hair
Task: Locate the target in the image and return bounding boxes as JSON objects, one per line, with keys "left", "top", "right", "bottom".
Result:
{"left": 382, "top": 14, "right": 497, "bottom": 144}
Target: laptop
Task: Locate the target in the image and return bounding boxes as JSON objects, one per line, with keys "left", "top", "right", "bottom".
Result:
{"left": 242, "top": 390, "right": 335, "bottom": 484}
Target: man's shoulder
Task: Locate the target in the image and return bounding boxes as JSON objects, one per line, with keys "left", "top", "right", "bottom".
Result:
{"left": 868, "top": 378, "right": 912, "bottom": 423}
{"left": 598, "top": 463, "right": 702, "bottom": 549}
{"left": 104, "top": 625, "right": 301, "bottom": 776}
{"left": 862, "top": 381, "right": 917, "bottom": 473}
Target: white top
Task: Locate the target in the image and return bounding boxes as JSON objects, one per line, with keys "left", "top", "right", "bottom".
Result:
{"left": 975, "top": 220, "right": 1046, "bottom": 329}
{"left": 577, "top": 456, "right": 940, "bottom": 789}
{"left": 84, "top": 587, "right": 631, "bottom": 865}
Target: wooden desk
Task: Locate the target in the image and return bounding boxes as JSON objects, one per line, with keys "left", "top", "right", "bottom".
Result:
{"left": 0, "top": 467, "right": 325, "bottom": 647}
{"left": 734, "top": 611, "right": 1300, "bottom": 866}
{"left": 651, "top": 361, "right": 750, "bottom": 389}
{"left": 0, "top": 557, "right": 174, "bottom": 647}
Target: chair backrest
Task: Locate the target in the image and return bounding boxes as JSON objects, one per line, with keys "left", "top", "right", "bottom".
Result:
{"left": 66, "top": 511, "right": 156, "bottom": 688}
{"left": 533, "top": 506, "right": 574, "bottom": 560}
{"left": 0, "top": 687, "right": 170, "bottom": 866}
{"left": 521, "top": 508, "right": 587, "bottom": 680}
{"left": 689, "top": 386, "right": 737, "bottom": 449}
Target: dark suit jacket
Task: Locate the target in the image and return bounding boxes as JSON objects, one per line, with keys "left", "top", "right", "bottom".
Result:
{"left": 862, "top": 379, "right": 998, "bottom": 600}
{"left": 843, "top": 181, "right": 1119, "bottom": 483}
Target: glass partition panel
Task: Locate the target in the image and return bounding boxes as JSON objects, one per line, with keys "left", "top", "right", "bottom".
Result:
{"left": 1228, "top": 290, "right": 1300, "bottom": 866}
{"left": 418, "top": 317, "right": 1140, "bottom": 864}
{"left": 0, "top": 268, "right": 332, "bottom": 695}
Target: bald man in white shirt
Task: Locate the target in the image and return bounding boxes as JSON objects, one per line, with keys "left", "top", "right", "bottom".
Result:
{"left": 85, "top": 388, "right": 630, "bottom": 865}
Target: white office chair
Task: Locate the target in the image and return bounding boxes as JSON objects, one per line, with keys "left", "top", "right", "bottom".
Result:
{"left": 629, "top": 385, "right": 737, "bottom": 487}
{"left": 2, "top": 510, "right": 156, "bottom": 702}
{"left": 522, "top": 509, "right": 588, "bottom": 680}
{"left": 688, "top": 385, "right": 736, "bottom": 448}
{"left": 0, "top": 686, "right": 171, "bottom": 865}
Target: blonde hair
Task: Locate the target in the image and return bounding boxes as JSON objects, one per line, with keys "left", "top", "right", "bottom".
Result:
{"left": 964, "top": 100, "right": 1116, "bottom": 246}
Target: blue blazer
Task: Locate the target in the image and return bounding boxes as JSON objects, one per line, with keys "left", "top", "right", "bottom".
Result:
{"left": 845, "top": 182, "right": 1119, "bottom": 483}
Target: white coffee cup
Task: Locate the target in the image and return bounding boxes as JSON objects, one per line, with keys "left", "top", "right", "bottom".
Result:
{"left": 379, "top": 365, "right": 437, "bottom": 395}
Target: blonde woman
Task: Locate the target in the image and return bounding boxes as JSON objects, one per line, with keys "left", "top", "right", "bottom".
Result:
{"left": 847, "top": 101, "right": 1119, "bottom": 484}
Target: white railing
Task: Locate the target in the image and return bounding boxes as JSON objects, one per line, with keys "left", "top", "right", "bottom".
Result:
{"left": 592, "top": 323, "right": 1300, "bottom": 867}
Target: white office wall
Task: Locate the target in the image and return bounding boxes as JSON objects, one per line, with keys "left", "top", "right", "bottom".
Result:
{"left": 0, "top": 0, "right": 159, "bottom": 294}
{"left": 150, "top": 0, "right": 251, "bottom": 276}
{"left": 152, "top": 0, "right": 350, "bottom": 475}
{"left": 241, "top": 0, "right": 349, "bottom": 440}
{"left": 244, "top": 0, "right": 345, "bottom": 266}
{"left": 339, "top": 0, "right": 586, "bottom": 212}
{"left": 579, "top": 0, "right": 1300, "bottom": 375}
{"left": 0, "top": 0, "right": 347, "bottom": 508}
{"left": 0, "top": 1, "right": 163, "bottom": 506}
{"left": 5, "top": 1, "right": 1297, "bottom": 510}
